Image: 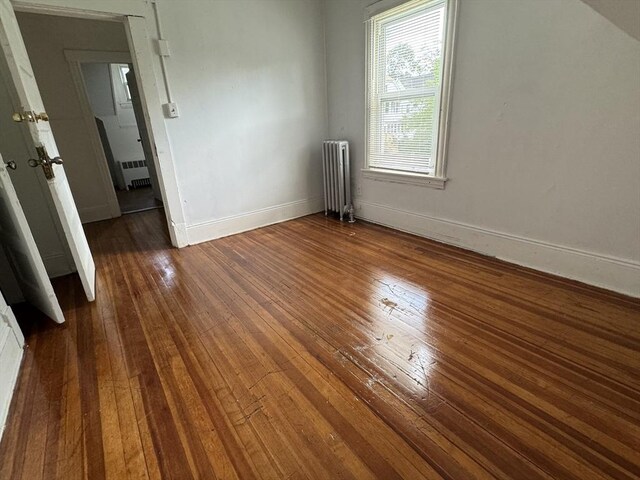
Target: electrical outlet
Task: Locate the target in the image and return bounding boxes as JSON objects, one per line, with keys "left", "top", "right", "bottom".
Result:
{"left": 164, "top": 102, "right": 179, "bottom": 118}
{"left": 356, "top": 183, "right": 362, "bottom": 196}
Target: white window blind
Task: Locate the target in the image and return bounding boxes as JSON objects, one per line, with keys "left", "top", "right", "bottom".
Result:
{"left": 367, "top": 0, "right": 447, "bottom": 176}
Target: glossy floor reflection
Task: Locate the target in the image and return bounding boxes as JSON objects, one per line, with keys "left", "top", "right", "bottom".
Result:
{"left": 1, "top": 210, "right": 639, "bottom": 479}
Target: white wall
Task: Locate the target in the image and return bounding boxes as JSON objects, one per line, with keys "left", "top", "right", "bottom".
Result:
{"left": 579, "top": 0, "right": 640, "bottom": 41}
{"left": 15, "top": 0, "right": 328, "bottom": 241}
{"left": 81, "top": 63, "right": 115, "bottom": 117}
{"left": 324, "top": 0, "right": 640, "bottom": 296}
{"left": 158, "top": 0, "right": 327, "bottom": 240}
{"left": 17, "top": 13, "right": 131, "bottom": 223}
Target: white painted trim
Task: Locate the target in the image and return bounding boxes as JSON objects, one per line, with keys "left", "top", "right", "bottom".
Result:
{"left": 357, "top": 200, "right": 640, "bottom": 297}
{"left": 362, "top": 168, "right": 447, "bottom": 188}
{"left": 0, "top": 334, "right": 22, "bottom": 441}
{"left": 187, "top": 197, "right": 324, "bottom": 245}
{"left": 366, "top": 0, "right": 441, "bottom": 18}
{"left": 435, "top": 0, "right": 458, "bottom": 180}
{"left": 64, "top": 49, "right": 131, "bottom": 64}
{"left": 124, "top": 15, "right": 187, "bottom": 247}
{"left": 65, "top": 50, "right": 123, "bottom": 220}
{"left": 12, "top": 0, "right": 145, "bottom": 18}
{"left": 0, "top": 299, "right": 24, "bottom": 443}
{"left": 43, "top": 252, "right": 74, "bottom": 278}
{"left": 78, "top": 203, "right": 113, "bottom": 224}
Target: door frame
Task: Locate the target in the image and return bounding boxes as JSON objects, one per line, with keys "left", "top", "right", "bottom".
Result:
{"left": 65, "top": 49, "right": 127, "bottom": 220}
{"left": 11, "top": 0, "right": 187, "bottom": 247}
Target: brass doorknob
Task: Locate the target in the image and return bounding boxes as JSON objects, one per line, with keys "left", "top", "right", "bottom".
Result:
{"left": 29, "top": 156, "right": 62, "bottom": 167}
{"left": 12, "top": 111, "right": 49, "bottom": 123}
{"left": 29, "top": 146, "right": 62, "bottom": 180}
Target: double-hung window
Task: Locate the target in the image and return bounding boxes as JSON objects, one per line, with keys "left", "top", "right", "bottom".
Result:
{"left": 114, "top": 64, "right": 132, "bottom": 104}
{"left": 366, "top": 0, "right": 457, "bottom": 187}
{"left": 118, "top": 65, "right": 132, "bottom": 102}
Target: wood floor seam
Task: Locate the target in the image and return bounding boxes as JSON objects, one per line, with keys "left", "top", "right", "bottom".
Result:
{"left": 1, "top": 211, "right": 638, "bottom": 480}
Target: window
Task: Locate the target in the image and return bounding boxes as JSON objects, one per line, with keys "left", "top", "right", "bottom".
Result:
{"left": 110, "top": 63, "right": 136, "bottom": 127}
{"left": 366, "top": 0, "right": 457, "bottom": 186}
{"left": 118, "top": 64, "right": 132, "bottom": 102}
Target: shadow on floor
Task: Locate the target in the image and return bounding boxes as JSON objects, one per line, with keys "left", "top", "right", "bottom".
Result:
{"left": 116, "top": 186, "right": 163, "bottom": 214}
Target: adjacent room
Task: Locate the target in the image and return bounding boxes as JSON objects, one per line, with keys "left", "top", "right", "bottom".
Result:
{"left": 81, "top": 61, "right": 163, "bottom": 214}
{"left": 0, "top": 0, "right": 638, "bottom": 479}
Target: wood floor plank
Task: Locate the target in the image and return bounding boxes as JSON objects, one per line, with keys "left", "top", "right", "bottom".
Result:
{"left": 1, "top": 210, "right": 638, "bottom": 479}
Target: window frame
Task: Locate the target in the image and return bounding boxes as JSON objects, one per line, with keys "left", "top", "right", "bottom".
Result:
{"left": 118, "top": 65, "right": 133, "bottom": 102}
{"left": 111, "top": 63, "right": 133, "bottom": 109}
{"left": 364, "top": 0, "right": 459, "bottom": 189}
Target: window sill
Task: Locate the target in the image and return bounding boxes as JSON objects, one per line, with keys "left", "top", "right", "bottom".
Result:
{"left": 361, "top": 168, "right": 447, "bottom": 189}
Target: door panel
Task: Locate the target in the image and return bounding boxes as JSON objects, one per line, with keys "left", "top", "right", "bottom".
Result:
{"left": 0, "top": 0, "right": 95, "bottom": 301}
{"left": 0, "top": 156, "right": 64, "bottom": 323}
{"left": 0, "top": 289, "right": 24, "bottom": 438}
{"left": 126, "top": 68, "right": 162, "bottom": 202}
{"left": 0, "top": 45, "right": 75, "bottom": 279}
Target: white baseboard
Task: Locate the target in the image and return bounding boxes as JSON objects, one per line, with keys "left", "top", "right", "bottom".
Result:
{"left": 186, "top": 197, "right": 324, "bottom": 245}
{"left": 79, "top": 204, "right": 115, "bottom": 224}
{"left": 170, "top": 221, "right": 189, "bottom": 248}
{"left": 357, "top": 200, "right": 640, "bottom": 298}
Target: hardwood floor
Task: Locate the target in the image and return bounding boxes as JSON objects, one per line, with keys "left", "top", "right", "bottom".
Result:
{"left": 1, "top": 210, "right": 638, "bottom": 479}
{"left": 116, "top": 186, "right": 163, "bottom": 214}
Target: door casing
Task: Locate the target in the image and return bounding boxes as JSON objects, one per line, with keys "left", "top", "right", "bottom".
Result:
{"left": 64, "top": 49, "right": 130, "bottom": 221}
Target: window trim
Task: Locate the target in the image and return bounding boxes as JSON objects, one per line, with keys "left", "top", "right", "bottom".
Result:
{"left": 111, "top": 63, "right": 133, "bottom": 109}
{"left": 362, "top": 167, "right": 447, "bottom": 188}
{"left": 118, "top": 65, "right": 133, "bottom": 102}
{"left": 364, "top": 0, "right": 459, "bottom": 188}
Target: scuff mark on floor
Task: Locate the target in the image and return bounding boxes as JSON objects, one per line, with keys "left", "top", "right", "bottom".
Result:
{"left": 380, "top": 297, "right": 398, "bottom": 310}
{"left": 375, "top": 332, "right": 395, "bottom": 343}
{"left": 365, "top": 374, "right": 380, "bottom": 389}
{"left": 247, "top": 370, "right": 283, "bottom": 391}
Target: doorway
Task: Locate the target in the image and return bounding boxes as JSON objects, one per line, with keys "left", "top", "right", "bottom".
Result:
{"left": 80, "top": 61, "right": 163, "bottom": 215}
{"left": 10, "top": 7, "right": 186, "bottom": 247}
{"left": 15, "top": 12, "right": 166, "bottom": 221}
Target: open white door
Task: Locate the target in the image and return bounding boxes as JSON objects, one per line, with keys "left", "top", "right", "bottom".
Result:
{"left": 0, "top": 0, "right": 95, "bottom": 301}
{"left": 0, "top": 288, "right": 24, "bottom": 439}
{"left": 0, "top": 156, "right": 64, "bottom": 323}
{"left": 126, "top": 67, "right": 163, "bottom": 203}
